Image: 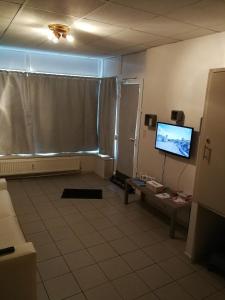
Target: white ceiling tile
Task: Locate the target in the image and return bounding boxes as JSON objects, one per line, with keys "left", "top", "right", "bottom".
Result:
{"left": 0, "top": 17, "right": 11, "bottom": 35}
{"left": 26, "top": 0, "right": 106, "bottom": 18}
{"left": 3, "top": 0, "right": 25, "bottom": 3}
{"left": 0, "top": 1, "right": 20, "bottom": 18}
{"left": 39, "top": 40, "right": 106, "bottom": 57}
{"left": 36, "top": 38, "right": 80, "bottom": 53}
{"left": 6, "top": 7, "right": 78, "bottom": 43}
{"left": 86, "top": 2, "right": 156, "bottom": 27}
{"left": 112, "top": 44, "right": 147, "bottom": 56}
{"left": 73, "top": 29, "right": 109, "bottom": 44}
{"left": 168, "top": 0, "right": 225, "bottom": 30}
{"left": 1, "top": 36, "right": 44, "bottom": 49}
{"left": 109, "top": 29, "right": 158, "bottom": 45}
{"left": 87, "top": 29, "right": 158, "bottom": 53}
{"left": 144, "top": 37, "right": 180, "bottom": 48}
{"left": 173, "top": 28, "right": 215, "bottom": 40}
{"left": 0, "top": 0, "right": 224, "bottom": 57}
{"left": 70, "top": 30, "right": 101, "bottom": 44}
{"left": 134, "top": 16, "right": 199, "bottom": 37}
{"left": 89, "top": 37, "right": 126, "bottom": 52}
{"left": 13, "top": 7, "right": 77, "bottom": 27}
{"left": 69, "top": 44, "right": 106, "bottom": 57}
{"left": 73, "top": 19, "right": 123, "bottom": 37}
{"left": 110, "top": 0, "right": 200, "bottom": 15}
{"left": 71, "top": 18, "right": 124, "bottom": 44}
{"left": 0, "top": 23, "right": 46, "bottom": 47}
{"left": 76, "top": 48, "right": 107, "bottom": 57}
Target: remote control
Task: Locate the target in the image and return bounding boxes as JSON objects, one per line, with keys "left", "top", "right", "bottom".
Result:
{"left": 0, "top": 246, "right": 15, "bottom": 256}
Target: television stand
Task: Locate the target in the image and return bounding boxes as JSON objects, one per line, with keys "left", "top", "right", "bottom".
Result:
{"left": 124, "top": 178, "right": 191, "bottom": 238}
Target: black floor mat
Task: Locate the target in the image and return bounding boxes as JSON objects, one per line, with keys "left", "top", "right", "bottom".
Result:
{"left": 61, "top": 188, "right": 102, "bottom": 199}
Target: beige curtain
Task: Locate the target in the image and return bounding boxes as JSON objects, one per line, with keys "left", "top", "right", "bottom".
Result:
{"left": 98, "top": 77, "right": 117, "bottom": 157}
{"left": 0, "top": 71, "right": 99, "bottom": 155}
{"left": 0, "top": 71, "right": 32, "bottom": 154}
{"left": 28, "top": 74, "right": 99, "bottom": 153}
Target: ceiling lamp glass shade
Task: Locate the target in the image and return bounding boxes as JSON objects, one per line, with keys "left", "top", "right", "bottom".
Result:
{"left": 66, "top": 34, "right": 74, "bottom": 42}
{"left": 47, "top": 31, "right": 58, "bottom": 43}
{"left": 47, "top": 30, "right": 54, "bottom": 40}
{"left": 52, "top": 37, "right": 59, "bottom": 44}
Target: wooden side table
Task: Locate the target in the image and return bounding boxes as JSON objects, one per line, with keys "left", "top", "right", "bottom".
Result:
{"left": 124, "top": 178, "right": 191, "bottom": 238}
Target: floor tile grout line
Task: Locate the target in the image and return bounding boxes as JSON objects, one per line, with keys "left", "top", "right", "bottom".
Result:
{"left": 18, "top": 184, "right": 52, "bottom": 300}
{"left": 37, "top": 282, "right": 51, "bottom": 300}
{"left": 20, "top": 181, "right": 84, "bottom": 291}
{"left": 175, "top": 271, "right": 222, "bottom": 299}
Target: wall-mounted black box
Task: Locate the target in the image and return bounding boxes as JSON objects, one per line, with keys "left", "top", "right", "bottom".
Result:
{"left": 144, "top": 114, "right": 157, "bottom": 128}
{"left": 171, "top": 110, "right": 185, "bottom": 125}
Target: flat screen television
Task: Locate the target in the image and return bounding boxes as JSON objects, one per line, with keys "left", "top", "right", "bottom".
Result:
{"left": 155, "top": 122, "right": 193, "bottom": 159}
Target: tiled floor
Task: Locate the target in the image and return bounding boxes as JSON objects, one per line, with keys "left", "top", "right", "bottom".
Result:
{"left": 8, "top": 173, "right": 225, "bottom": 300}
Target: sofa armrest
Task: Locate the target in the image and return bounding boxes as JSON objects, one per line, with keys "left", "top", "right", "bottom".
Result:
{"left": 0, "top": 242, "right": 37, "bottom": 300}
{"left": 0, "top": 178, "right": 7, "bottom": 190}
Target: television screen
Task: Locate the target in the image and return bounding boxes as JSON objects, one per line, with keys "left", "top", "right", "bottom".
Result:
{"left": 155, "top": 122, "right": 193, "bottom": 158}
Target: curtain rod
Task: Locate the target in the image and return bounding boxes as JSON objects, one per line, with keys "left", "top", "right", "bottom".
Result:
{"left": 122, "top": 77, "right": 137, "bottom": 81}
{"left": 0, "top": 69, "right": 118, "bottom": 80}
{"left": 0, "top": 69, "right": 100, "bottom": 80}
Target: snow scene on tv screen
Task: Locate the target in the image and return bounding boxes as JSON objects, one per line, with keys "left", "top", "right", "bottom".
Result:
{"left": 156, "top": 123, "right": 192, "bottom": 158}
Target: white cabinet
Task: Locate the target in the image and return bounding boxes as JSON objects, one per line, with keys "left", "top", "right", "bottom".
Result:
{"left": 95, "top": 156, "right": 114, "bottom": 179}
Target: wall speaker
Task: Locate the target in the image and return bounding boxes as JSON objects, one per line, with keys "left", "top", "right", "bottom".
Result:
{"left": 171, "top": 110, "right": 185, "bottom": 125}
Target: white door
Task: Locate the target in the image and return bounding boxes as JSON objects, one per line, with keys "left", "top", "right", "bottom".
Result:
{"left": 116, "top": 81, "right": 142, "bottom": 177}
{"left": 194, "top": 69, "right": 225, "bottom": 216}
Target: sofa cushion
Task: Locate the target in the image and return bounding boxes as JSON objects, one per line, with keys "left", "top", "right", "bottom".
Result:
{"left": 0, "top": 216, "right": 25, "bottom": 249}
{"left": 0, "top": 190, "right": 16, "bottom": 218}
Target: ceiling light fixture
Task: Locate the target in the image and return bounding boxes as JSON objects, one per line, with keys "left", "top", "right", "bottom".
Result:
{"left": 48, "top": 24, "right": 74, "bottom": 43}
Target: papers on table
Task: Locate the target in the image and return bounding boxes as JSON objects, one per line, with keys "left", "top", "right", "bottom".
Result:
{"left": 155, "top": 194, "right": 188, "bottom": 204}
{"left": 155, "top": 193, "right": 171, "bottom": 199}
{"left": 173, "top": 196, "right": 186, "bottom": 204}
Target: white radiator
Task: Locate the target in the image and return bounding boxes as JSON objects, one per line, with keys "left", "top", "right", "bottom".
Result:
{"left": 0, "top": 157, "right": 81, "bottom": 176}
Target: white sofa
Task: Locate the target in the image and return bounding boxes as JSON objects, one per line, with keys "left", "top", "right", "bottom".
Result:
{"left": 0, "top": 178, "right": 36, "bottom": 300}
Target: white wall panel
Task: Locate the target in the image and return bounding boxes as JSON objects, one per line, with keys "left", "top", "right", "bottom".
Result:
{"left": 0, "top": 48, "right": 27, "bottom": 71}
{"left": 0, "top": 47, "right": 102, "bottom": 77}
{"left": 102, "top": 56, "right": 121, "bottom": 77}
{"left": 121, "top": 51, "right": 146, "bottom": 79}
{"left": 102, "top": 52, "right": 146, "bottom": 79}
{"left": 29, "top": 52, "right": 101, "bottom": 77}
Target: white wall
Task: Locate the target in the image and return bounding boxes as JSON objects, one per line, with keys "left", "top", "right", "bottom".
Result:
{"left": 102, "top": 32, "right": 225, "bottom": 259}
{"left": 0, "top": 46, "right": 102, "bottom": 77}
{"left": 140, "top": 32, "right": 225, "bottom": 194}
{"left": 103, "top": 31, "right": 225, "bottom": 195}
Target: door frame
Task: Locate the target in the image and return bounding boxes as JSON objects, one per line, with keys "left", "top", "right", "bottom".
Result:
{"left": 115, "top": 78, "right": 144, "bottom": 177}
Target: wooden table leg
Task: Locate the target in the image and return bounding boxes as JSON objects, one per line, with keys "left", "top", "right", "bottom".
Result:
{"left": 124, "top": 181, "right": 129, "bottom": 205}
{"left": 169, "top": 209, "right": 177, "bottom": 238}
